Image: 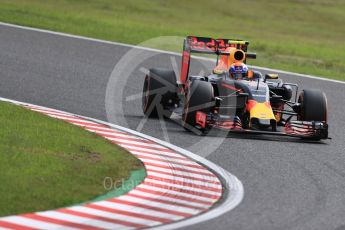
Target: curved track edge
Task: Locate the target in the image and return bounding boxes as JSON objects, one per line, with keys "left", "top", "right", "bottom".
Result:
{"left": 0, "top": 97, "right": 243, "bottom": 230}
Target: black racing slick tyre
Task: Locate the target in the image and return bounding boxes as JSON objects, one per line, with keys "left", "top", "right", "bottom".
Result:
{"left": 142, "top": 68, "right": 177, "bottom": 118}
{"left": 298, "top": 89, "right": 328, "bottom": 122}
{"left": 183, "top": 80, "right": 214, "bottom": 131}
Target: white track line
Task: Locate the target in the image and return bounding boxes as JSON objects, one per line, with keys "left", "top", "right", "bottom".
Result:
{"left": 0, "top": 21, "right": 344, "bottom": 85}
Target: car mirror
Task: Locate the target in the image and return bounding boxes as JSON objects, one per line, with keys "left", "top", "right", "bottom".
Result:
{"left": 265, "top": 74, "right": 279, "bottom": 82}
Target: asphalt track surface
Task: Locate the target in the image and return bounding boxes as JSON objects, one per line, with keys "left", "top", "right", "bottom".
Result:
{"left": 1, "top": 24, "right": 345, "bottom": 230}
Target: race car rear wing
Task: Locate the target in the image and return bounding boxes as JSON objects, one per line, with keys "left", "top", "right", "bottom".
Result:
{"left": 185, "top": 36, "right": 249, "bottom": 53}
{"left": 180, "top": 36, "right": 256, "bottom": 85}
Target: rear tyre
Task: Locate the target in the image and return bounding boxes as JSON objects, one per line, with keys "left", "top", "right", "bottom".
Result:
{"left": 298, "top": 89, "right": 327, "bottom": 122}
{"left": 183, "top": 80, "right": 214, "bottom": 131}
{"left": 142, "top": 68, "right": 177, "bottom": 118}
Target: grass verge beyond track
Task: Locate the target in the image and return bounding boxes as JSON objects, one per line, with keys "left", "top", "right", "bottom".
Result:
{"left": 0, "top": 0, "right": 344, "bottom": 81}
{"left": 0, "top": 101, "right": 143, "bottom": 217}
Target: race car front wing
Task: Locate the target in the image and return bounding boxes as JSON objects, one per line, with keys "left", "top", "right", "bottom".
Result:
{"left": 198, "top": 113, "right": 329, "bottom": 140}
{"left": 223, "top": 121, "right": 329, "bottom": 140}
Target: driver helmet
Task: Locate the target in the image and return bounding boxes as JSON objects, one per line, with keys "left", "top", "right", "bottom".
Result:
{"left": 229, "top": 62, "right": 248, "bottom": 80}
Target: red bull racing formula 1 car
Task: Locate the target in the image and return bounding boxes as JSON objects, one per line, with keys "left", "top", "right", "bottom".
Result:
{"left": 142, "top": 36, "right": 329, "bottom": 140}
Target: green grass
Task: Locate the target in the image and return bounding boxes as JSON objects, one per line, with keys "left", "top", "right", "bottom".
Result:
{"left": 0, "top": 0, "right": 344, "bottom": 80}
{"left": 0, "top": 101, "right": 143, "bottom": 216}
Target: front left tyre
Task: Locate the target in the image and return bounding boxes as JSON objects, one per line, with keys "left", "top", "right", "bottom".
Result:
{"left": 142, "top": 68, "right": 178, "bottom": 118}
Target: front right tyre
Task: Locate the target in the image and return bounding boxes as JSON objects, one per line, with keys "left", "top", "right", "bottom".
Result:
{"left": 183, "top": 80, "right": 214, "bottom": 131}
{"left": 298, "top": 89, "right": 328, "bottom": 122}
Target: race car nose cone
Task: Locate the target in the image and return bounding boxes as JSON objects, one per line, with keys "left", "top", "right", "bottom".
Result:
{"left": 258, "top": 118, "right": 271, "bottom": 126}
{"left": 250, "top": 118, "right": 272, "bottom": 130}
